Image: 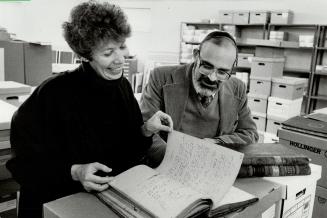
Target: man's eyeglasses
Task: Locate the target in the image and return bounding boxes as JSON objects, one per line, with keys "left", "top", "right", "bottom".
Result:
{"left": 197, "top": 55, "right": 232, "bottom": 81}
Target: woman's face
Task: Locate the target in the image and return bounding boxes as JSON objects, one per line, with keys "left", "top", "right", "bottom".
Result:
{"left": 89, "top": 40, "right": 129, "bottom": 80}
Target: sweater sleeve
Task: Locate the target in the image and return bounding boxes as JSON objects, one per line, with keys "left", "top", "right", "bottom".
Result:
{"left": 7, "top": 84, "right": 80, "bottom": 192}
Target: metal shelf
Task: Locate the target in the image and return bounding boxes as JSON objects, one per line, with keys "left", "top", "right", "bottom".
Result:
{"left": 283, "top": 68, "right": 311, "bottom": 74}
{"left": 309, "top": 95, "right": 327, "bottom": 101}
{"left": 317, "top": 47, "right": 327, "bottom": 50}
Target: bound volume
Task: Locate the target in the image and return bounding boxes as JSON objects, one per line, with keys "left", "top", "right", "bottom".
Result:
{"left": 237, "top": 143, "right": 311, "bottom": 177}
{"left": 97, "top": 131, "right": 258, "bottom": 218}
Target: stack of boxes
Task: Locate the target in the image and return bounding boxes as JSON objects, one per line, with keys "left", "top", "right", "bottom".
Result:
{"left": 0, "top": 99, "right": 19, "bottom": 217}
{"left": 248, "top": 47, "right": 307, "bottom": 143}
{"left": 180, "top": 24, "right": 216, "bottom": 64}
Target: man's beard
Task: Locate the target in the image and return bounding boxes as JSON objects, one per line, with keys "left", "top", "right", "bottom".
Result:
{"left": 193, "top": 73, "right": 221, "bottom": 97}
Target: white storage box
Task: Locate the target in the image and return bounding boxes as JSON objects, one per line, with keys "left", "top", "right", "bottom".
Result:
{"left": 219, "top": 10, "right": 233, "bottom": 23}
{"left": 267, "top": 96, "right": 302, "bottom": 119}
{"left": 0, "top": 81, "right": 31, "bottom": 106}
{"left": 271, "top": 76, "right": 307, "bottom": 100}
{"left": 263, "top": 132, "right": 279, "bottom": 143}
{"left": 264, "top": 164, "right": 321, "bottom": 218}
{"left": 251, "top": 57, "right": 285, "bottom": 78}
{"left": 249, "top": 76, "right": 272, "bottom": 96}
{"left": 0, "top": 99, "right": 18, "bottom": 130}
{"left": 258, "top": 130, "right": 265, "bottom": 143}
{"left": 269, "top": 31, "right": 288, "bottom": 41}
{"left": 233, "top": 11, "right": 249, "bottom": 24}
{"left": 266, "top": 114, "right": 288, "bottom": 135}
{"left": 313, "top": 185, "right": 327, "bottom": 218}
{"left": 247, "top": 93, "right": 268, "bottom": 114}
{"left": 278, "top": 129, "right": 327, "bottom": 188}
{"left": 250, "top": 11, "right": 270, "bottom": 24}
{"left": 237, "top": 53, "right": 254, "bottom": 68}
{"left": 270, "top": 11, "right": 293, "bottom": 24}
{"left": 251, "top": 112, "right": 266, "bottom": 132}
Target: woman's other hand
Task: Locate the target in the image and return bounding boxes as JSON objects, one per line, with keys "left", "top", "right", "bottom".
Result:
{"left": 71, "top": 162, "right": 113, "bottom": 192}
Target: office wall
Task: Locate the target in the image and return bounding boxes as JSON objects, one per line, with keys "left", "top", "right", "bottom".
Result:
{"left": 0, "top": 0, "right": 327, "bottom": 70}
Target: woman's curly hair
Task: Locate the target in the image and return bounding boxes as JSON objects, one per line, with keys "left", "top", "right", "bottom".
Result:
{"left": 62, "top": 0, "right": 131, "bottom": 60}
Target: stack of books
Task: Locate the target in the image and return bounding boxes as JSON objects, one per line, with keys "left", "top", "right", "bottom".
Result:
{"left": 237, "top": 143, "right": 311, "bottom": 177}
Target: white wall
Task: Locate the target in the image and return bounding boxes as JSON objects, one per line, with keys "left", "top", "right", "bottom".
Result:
{"left": 1, "top": 0, "right": 327, "bottom": 70}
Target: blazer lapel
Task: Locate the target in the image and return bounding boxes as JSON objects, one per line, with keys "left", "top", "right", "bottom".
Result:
{"left": 218, "top": 82, "right": 238, "bottom": 135}
{"left": 163, "top": 64, "right": 192, "bottom": 130}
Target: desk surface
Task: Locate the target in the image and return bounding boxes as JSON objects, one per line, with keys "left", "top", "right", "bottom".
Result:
{"left": 44, "top": 178, "right": 284, "bottom": 218}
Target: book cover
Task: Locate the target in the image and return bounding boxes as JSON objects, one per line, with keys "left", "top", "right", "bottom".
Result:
{"left": 236, "top": 143, "right": 310, "bottom": 166}
{"left": 97, "top": 131, "right": 258, "bottom": 218}
{"left": 282, "top": 115, "right": 327, "bottom": 138}
{"left": 238, "top": 164, "right": 311, "bottom": 177}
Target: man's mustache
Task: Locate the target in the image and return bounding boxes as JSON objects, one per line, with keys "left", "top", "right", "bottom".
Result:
{"left": 198, "top": 75, "right": 220, "bottom": 86}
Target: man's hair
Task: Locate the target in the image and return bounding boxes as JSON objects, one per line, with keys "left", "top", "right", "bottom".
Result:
{"left": 199, "top": 31, "right": 238, "bottom": 66}
{"left": 62, "top": 0, "right": 131, "bottom": 60}
{"left": 199, "top": 31, "right": 237, "bottom": 50}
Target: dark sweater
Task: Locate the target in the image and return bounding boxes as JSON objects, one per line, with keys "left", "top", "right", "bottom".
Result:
{"left": 6, "top": 62, "right": 152, "bottom": 218}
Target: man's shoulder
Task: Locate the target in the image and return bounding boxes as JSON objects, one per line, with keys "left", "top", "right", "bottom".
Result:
{"left": 223, "top": 76, "right": 247, "bottom": 97}
{"left": 153, "top": 64, "right": 187, "bottom": 76}
{"left": 151, "top": 64, "right": 191, "bottom": 84}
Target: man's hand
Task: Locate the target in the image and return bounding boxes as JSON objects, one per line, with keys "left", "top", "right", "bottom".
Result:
{"left": 71, "top": 162, "right": 113, "bottom": 192}
{"left": 142, "top": 111, "right": 173, "bottom": 137}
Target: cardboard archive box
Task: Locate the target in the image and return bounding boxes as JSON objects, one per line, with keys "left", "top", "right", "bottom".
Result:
{"left": 267, "top": 96, "right": 303, "bottom": 119}
{"left": 0, "top": 81, "right": 31, "bottom": 106}
{"left": 271, "top": 76, "right": 307, "bottom": 100}
{"left": 252, "top": 112, "right": 267, "bottom": 132}
{"left": 233, "top": 11, "right": 249, "bottom": 24}
{"left": 237, "top": 53, "right": 254, "bottom": 68}
{"left": 266, "top": 114, "right": 288, "bottom": 135}
{"left": 278, "top": 129, "right": 327, "bottom": 189}
{"left": 0, "top": 48, "right": 4, "bottom": 81}
{"left": 249, "top": 76, "right": 272, "bottom": 96}
{"left": 264, "top": 164, "right": 321, "bottom": 218}
{"left": 248, "top": 93, "right": 268, "bottom": 114}
{"left": 250, "top": 11, "right": 271, "bottom": 24}
{"left": 219, "top": 10, "right": 234, "bottom": 23}
{"left": 0, "top": 40, "right": 52, "bottom": 86}
{"left": 270, "top": 11, "right": 293, "bottom": 24}
{"left": 251, "top": 57, "right": 285, "bottom": 78}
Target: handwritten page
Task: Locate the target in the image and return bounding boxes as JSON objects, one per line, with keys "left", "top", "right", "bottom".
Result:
{"left": 156, "top": 131, "right": 244, "bottom": 208}
{"left": 110, "top": 165, "right": 204, "bottom": 218}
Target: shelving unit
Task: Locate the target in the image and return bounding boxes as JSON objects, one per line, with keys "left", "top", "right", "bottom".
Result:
{"left": 180, "top": 22, "right": 323, "bottom": 114}
{"left": 306, "top": 25, "right": 327, "bottom": 112}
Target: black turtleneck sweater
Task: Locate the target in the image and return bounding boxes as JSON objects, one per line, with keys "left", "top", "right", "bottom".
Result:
{"left": 6, "top": 62, "right": 152, "bottom": 217}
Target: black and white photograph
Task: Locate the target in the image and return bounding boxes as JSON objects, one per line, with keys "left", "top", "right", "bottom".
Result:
{"left": 0, "top": 0, "right": 326, "bottom": 217}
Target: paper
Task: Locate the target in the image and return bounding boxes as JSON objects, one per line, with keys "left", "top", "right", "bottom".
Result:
{"left": 157, "top": 131, "right": 244, "bottom": 208}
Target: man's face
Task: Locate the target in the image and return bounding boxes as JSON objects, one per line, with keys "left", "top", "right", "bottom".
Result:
{"left": 192, "top": 40, "right": 236, "bottom": 96}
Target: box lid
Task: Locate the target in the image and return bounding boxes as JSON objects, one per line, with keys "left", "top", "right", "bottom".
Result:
{"left": 272, "top": 76, "right": 308, "bottom": 85}
{"left": 252, "top": 111, "right": 267, "bottom": 118}
{"left": 271, "top": 10, "right": 293, "bottom": 14}
{"left": 0, "top": 81, "right": 31, "bottom": 95}
{"left": 267, "top": 113, "right": 290, "bottom": 122}
{"left": 239, "top": 53, "right": 254, "bottom": 57}
{"left": 0, "top": 99, "right": 17, "bottom": 130}
{"left": 252, "top": 57, "right": 285, "bottom": 63}
{"left": 250, "top": 75, "right": 272, "bottom": 81}
{"left": 268, "top": 96, "right": 303, "bottom": 104}
{"left": 247, "top": 92, "right": 269, "bottom": 100}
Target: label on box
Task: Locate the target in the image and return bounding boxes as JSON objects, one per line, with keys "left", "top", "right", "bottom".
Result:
{"left": 283, "top": 195, "right": 311, "bottom": 218}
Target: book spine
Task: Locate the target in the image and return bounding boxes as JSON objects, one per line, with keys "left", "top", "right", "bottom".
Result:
{"left": 242, "top": 157, "right": 310, "bottom": 166}
{"left": 237, "top": 165, "right": 311, "bottom": 177}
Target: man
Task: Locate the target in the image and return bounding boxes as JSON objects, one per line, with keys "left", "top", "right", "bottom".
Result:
{"left": 141, "top": 31, "right": 258, "bottom": 166}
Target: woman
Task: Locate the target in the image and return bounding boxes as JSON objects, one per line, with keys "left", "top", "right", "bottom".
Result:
{"left": 6, "top": 1, "right": 173, "bottom": 217}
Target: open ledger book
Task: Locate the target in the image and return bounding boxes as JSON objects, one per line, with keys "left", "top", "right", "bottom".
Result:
{"left": 97, "top": 131, "right": 258, "bottom": 218}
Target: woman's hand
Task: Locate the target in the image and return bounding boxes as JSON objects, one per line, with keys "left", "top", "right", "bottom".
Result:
{"left": 142, "top": 111, "right": 173, "bottom": 137}
{"left": 71, "top": 162, "right": 113, "bottom": 192}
